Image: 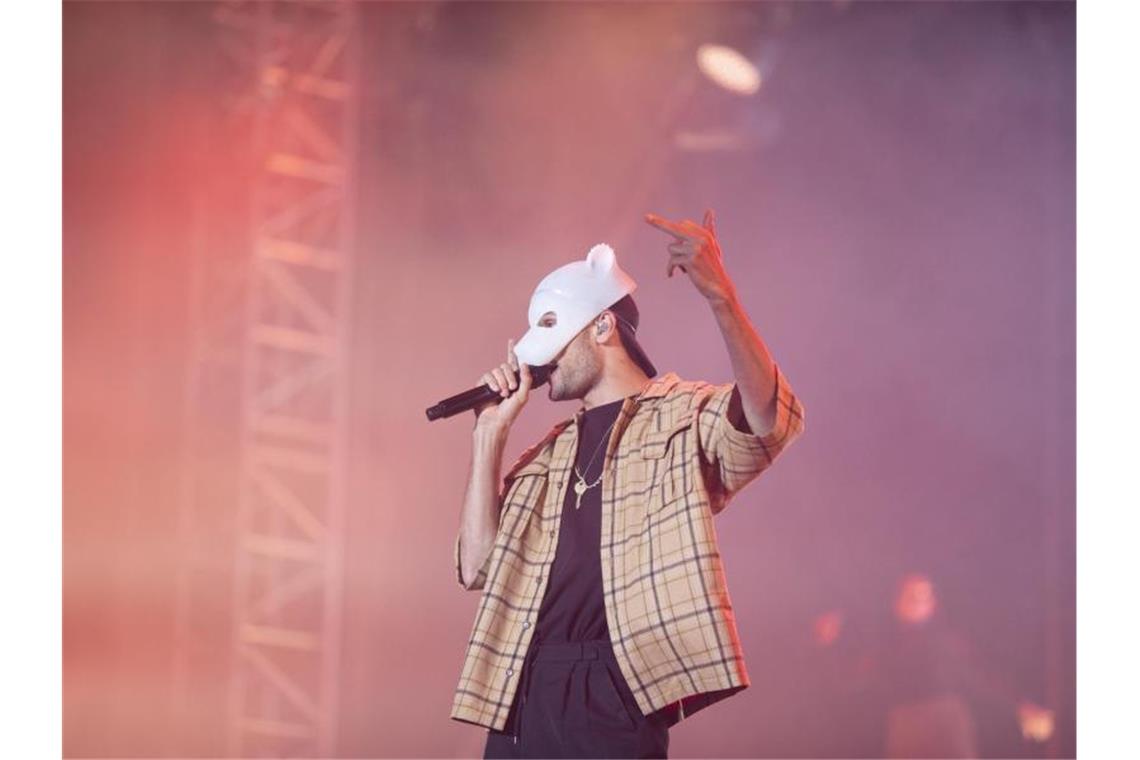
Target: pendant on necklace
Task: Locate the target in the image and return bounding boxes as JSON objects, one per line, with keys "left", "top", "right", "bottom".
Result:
{"left": 573, "top": 478, "right": 587, "bottom": 510}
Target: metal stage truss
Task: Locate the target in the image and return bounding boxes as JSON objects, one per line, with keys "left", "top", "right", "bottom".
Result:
{"left": 191, "top": 2, "right": 362, "bottom": 756}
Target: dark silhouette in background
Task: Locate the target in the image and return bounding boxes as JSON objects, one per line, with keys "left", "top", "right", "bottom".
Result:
{"left": 808, "top": 573, "right": 1054, "bottom": 758}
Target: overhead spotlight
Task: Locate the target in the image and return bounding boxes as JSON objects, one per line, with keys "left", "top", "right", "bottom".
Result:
{"left": 696, "top": 44, "right": 762, "bottom": 95}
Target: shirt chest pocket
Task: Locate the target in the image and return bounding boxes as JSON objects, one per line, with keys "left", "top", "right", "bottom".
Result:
{"left": 636, "top": 409, "right": 697, "bottom": 508}
{"left": 501, "top": 463, "right": 550, "bottom": 541}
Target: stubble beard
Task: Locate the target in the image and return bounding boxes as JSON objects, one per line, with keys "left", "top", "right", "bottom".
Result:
{"left": 549, "top": 362, "right": 579, "bottom": 402}
{"left": 549, "top": 366, "right": 569, "bottom": 402}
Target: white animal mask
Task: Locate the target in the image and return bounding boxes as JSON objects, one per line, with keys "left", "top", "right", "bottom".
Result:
{"left": 512, "top": 243, "right": 637, "bottom": 368}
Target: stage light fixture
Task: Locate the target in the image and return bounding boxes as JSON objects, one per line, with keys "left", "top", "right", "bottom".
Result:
{"left": 696, "top": 43, "right": 762, "bottom": 95}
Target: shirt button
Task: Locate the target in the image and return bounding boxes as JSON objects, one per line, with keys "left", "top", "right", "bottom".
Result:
{"left": 522, "top": 621, "right": 530, "bottom": 629}
{"left": 506, "top": 669, "right": 514, "bottom": 676}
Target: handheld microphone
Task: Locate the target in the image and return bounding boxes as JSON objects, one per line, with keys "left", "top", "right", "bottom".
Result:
{"left": 425, "top": 364, "right": 555, "bottom": 421}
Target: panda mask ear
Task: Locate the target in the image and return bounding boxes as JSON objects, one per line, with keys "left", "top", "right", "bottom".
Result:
{"left": 586, "top": 244, "right": 615, "bottom": 273}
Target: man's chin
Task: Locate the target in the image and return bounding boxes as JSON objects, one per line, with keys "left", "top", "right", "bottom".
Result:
{"left": 547, "top": 368, "right": 559, "bottom": 400}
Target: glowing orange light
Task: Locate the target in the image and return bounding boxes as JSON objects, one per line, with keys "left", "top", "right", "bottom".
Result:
{"left": 696, "top": 44, "right": 762, "bottom": 95}
{"left": 813, "top": 610, "right": 844, "bottom": 646}
{"left": 1018, "top": 702, "right": 1055, "bottom": 742}
{"left": 894, "top": 572, "right": 937, "bottom": 625}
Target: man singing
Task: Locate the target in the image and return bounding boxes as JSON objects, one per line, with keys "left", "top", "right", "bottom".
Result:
{"left": 451, "top": 210, "right": 806, "bottom": 758}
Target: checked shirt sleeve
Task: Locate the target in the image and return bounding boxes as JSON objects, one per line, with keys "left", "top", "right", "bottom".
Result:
{"left": 454, "top": 532, "right": 492, "bottom": 591}
{"left": 452, "top": 435, "right": 556, "bottom": 592}
{"left": 696, "top": 361, "right": 806, "bottom": 502}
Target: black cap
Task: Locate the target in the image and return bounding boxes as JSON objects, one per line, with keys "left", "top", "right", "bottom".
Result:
{"left": 606, "top": 294, "right": 657, "bottom": 378}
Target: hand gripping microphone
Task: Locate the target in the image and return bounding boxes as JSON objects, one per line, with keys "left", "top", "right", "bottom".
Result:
{"left": 425, "top": 364, "right": 555, "bottom": 421}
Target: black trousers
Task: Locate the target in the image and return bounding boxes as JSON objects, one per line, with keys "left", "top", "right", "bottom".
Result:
{"left": 483, "top": 638, "right": 670, "bottom": 759}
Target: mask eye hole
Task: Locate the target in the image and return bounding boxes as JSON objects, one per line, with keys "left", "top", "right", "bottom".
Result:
{"left": 538, "top": 311, "right": 557, "bottom": 328}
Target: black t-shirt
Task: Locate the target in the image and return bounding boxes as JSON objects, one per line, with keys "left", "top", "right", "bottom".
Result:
{"left": 530, "top": 390, "right": 699, "bottom": 727}
{"left": 532, "top": 394, "right": 628, "bottom": 644}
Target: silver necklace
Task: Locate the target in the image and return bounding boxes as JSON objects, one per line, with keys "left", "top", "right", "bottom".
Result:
{"left": 571, "top": 384, "right": 652, "bottom": 510}
{"left": 572, "top": 416, "right": 619, "bottom": 510}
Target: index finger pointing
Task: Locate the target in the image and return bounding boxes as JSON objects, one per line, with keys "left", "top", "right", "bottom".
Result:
{"left": 645, "top": 212, "right": 697, "bottom": 241}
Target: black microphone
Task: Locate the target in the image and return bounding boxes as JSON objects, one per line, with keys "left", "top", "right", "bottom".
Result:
{"left": 425, "top": 364, "right": 555, "bottom": 421}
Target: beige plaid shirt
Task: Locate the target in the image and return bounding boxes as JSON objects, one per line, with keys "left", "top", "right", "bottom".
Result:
{"left": 450, "top": 363, "right": 806, "bottom": 731}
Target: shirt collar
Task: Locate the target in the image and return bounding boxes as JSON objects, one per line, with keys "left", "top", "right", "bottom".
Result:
{"left": 638, "top": 371, "right": 681, "bottom": 400}
{"left": 568, "top": 371, "right": 681, "bottom": 424}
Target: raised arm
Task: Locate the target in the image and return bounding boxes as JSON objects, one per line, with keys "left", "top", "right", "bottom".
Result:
{"left": 645, "top": 209, "right": 782, "bottom": 435}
